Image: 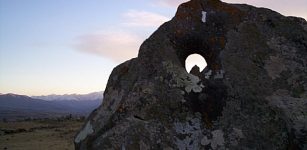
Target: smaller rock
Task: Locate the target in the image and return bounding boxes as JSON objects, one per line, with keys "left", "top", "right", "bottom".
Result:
{"left": 190, "top": 65, "right": 201, "bottom": 77}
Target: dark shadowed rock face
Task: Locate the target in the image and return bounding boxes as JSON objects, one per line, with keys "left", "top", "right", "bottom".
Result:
{"left": 75, "top": 0, "right": 307, "bottom": 149}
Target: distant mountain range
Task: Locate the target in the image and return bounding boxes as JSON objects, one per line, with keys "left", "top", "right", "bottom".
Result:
{"left": 0, "top": 92, "right": 103, "bottom": 121}
{"left": 32, "top": 91, "right": 103, "bottom": 101}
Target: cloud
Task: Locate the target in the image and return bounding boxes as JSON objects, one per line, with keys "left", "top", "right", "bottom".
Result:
{"left": 74, "top": 31, "right": 142, "bottom": 63}
{"left": 122, "top": 10, "right": 169, "bottom": 27}
{"left": 154, "top": 0, "right": 188, "bottom": 7}
{"left": 74, "top": 10, "right": 170, "bottom": 63}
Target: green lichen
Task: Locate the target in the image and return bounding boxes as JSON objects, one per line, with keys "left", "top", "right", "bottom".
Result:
{"left": 291, "top": 85, "right": 305, "bottom": 98}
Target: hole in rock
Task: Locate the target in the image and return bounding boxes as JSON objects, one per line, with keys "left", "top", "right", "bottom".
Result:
{"left": 185, "top": 54, "right": 207, "bottom": 73}
{"left": 183, "top": 54, "right": 227, "bottom": 126}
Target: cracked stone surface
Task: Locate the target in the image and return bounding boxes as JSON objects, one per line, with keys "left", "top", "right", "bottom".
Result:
{"left": 75, "top": 0, "right": 307, "bottom": 149}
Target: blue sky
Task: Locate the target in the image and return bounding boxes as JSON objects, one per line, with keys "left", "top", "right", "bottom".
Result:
{"left": 0, "top": 0, "right": 306, "bottom": 96}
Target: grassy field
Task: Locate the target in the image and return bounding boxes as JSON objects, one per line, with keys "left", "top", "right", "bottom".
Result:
{"left": 0, "top": 119, "right": 84, "bottom": 150}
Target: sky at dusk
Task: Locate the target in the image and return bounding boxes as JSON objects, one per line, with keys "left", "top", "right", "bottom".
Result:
{"left": 0, "top": 0, "right": 306, "bottom": 96}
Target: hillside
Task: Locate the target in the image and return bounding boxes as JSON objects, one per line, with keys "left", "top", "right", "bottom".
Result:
{"left": 0, "top": 93, "right": 102, "bottom": 121}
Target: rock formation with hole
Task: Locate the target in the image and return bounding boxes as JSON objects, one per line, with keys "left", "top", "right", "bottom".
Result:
{"left": 75, "top": 0, "right": 307, "bottom": 149}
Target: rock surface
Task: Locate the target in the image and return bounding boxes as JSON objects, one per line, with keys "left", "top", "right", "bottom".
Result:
{"left": 75, "top": 0, "right": 307, "bottom": 149}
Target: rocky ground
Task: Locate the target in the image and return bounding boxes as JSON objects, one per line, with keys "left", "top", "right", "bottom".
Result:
{"left": 0, "top": 119, "right": 84, "bottom": 150}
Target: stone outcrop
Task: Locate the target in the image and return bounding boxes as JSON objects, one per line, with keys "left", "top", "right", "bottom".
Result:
{"left": 75, "top": 0, "right": 307, "bottom": 149}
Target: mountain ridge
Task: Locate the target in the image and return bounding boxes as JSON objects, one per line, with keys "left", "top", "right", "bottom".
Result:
{"left": 32, "top": 91, "right": 103, "bottom": 101}
{"left": 0, "top": 93, "right": 102, "bottom": 121}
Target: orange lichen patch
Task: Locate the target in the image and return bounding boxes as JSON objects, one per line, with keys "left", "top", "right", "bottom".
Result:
{"left": 203, "top": 113, "right": 213, "bottom": 128}
{"left": 209, "top": 0, "right": 239, "bottom": 15}
{"left": 208, "top": 36, "right": 226, "bottom": 49}
{"left": 203, "top": 51, "right": 222, "bottom": 70}
{"left": 219, "top": 37, "right": 226, "bottom": 48}
{"left": 175, "top": 0, "right": 202, "bottom": 21}
{"left": 211, "top": 63, "right": 221, "bottom": 70}
{"left": 119, "top": 66, "right": 129, "bottom": 76}
{"left": 208, "top": 0, "right": 245, "bottom": 24}
{"left": 204, "top": 50, "right": 214, "bottom": 60}
{"left": 209, "top": 37, "right": 217, "bottom": 45}
{"left": 175, "top": 29, "right": 184, "bottom": 37}
{"left": 174, "top": 0, "right": 245, "bottom": 25}
{"left": 117, "top": 104, "right": 125, "bottom": 113}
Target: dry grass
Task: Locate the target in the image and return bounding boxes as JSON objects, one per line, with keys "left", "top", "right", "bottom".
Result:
{"left": 0, "top": 119, "right": 84, "bottom": 150}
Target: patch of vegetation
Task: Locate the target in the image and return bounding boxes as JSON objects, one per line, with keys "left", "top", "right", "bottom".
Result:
{"left": 0, "top": 116, "right": 85, "bottom": 150}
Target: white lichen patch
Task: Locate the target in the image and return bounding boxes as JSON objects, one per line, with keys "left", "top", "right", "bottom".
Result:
{"left": 214, "top": 70, "right": 225, "bottom": 79}
{"left": 185, "top": 74, "right": 204, "bottom": 93}
{"left": 162, "top": 61, "right": 204, "bottom": 93}
{"left": 211, "top": 130, "right": 225, "bottom": 149}
{"left": 266, "top": 90, "right": 307, "bottom": 141}
{"left": 233, "top": 128, "right": 244, "bottom": 139}
{"left": 174, "top": 117, "right": 202, "bottom": 150}
{"left": 229, "top": 128, "right": 244, "bottom": 146}
{"left": 264, "top": 56, "right": 287, "bottom": 80}
{"left": 201, "top": 136, "right": 211, "bottom": 146}
{"left": 204, "top": 70, "right": 212, "bottom": 79}
{"left": 202, "top": 11, "right": 207, "bottom": 23}
{"left": 200, "top": 130, "right": 225, "bottom": 149}
{"left": 75, "top": 121, "right": 94, "bottom": 143}
{"left": 267, "top": 37, "right": 297, "bottom": 55}
{"left": 139, "top": 140, "right": 150, "bottom": 150}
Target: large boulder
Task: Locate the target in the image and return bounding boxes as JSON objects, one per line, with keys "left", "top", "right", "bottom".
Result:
{"left": 75, "top": 0, "right": 307, "bottom": 149}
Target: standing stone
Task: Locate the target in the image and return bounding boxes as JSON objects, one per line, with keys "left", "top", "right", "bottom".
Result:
{"left": 75, "top": 0, "right": 307, "bottom": 149}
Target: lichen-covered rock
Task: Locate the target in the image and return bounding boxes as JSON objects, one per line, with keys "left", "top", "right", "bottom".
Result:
{"left": 75, "top": 0, "right": 307, "bottom": 149}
